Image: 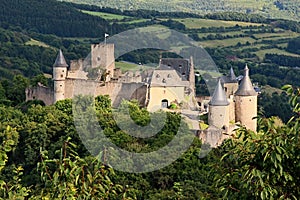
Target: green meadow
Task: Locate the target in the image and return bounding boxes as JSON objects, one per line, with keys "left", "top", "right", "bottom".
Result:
{"left": 80, "top": 10, "right": 129, "bottom": 20}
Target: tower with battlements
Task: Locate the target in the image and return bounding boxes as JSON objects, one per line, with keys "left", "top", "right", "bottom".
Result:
{"left": 91, "top": 43, "right": 115, "bottom": 77}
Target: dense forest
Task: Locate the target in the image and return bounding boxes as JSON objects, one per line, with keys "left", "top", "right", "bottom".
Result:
{"left": 0, "top": 27, "right": 94, "bottom": 78}
{"left": 0, "top": 0, "right": 114, "bottom": 37}
{"left": 0, "top": 86, "right": 299, "bottom": 199}
{"left": 287, "top": 37, "right": 300, "bottom": 54}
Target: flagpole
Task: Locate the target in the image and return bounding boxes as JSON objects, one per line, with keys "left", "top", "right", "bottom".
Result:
{"left": 104, "top": 33, "right": 109, "bottom": 45}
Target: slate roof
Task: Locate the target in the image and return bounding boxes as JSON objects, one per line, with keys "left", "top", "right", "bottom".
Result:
{"left": 53, "top": 49, "right": 68, "bottom": 68}
{"left": 221, "top": 67, "right": 238, "bottom": 83}
{"left": 150, "top": 65, "right": 189, "bottom": 87}
{"left": 209, "top": 79, "right": 229, "bottom": 106}
{"left": 235, "top": 65, "right": 257, "bottom": 96}
{"left": 160, "top": 58, "right": 190, "bottom": 81}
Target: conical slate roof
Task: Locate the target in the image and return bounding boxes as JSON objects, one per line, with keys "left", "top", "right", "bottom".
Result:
{"left": 53, "top": 49, "right": 68, "bottom": 68}
{"left": 235, "top": 65, "right": 257, "bottom": 96}
{"left": 229, "top": 67, "right": 237, "bottom": 82}
{"left": 220, "top": 67, "right": 238, "bottom": 83}
{"left": 209, "top": 79, "right": 229, "bottom": 106}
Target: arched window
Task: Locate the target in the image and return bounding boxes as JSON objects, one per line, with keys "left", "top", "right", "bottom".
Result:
{"left": 161, "top": 99, "right": 168, "bottom": 108}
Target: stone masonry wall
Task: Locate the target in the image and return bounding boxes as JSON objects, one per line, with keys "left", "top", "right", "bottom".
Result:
{"left": 25, "top": 84, "right": 54, "bottom": 105}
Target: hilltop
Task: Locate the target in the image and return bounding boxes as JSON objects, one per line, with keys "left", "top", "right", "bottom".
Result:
{"left": 0, "top": 0, "right": 299, "bottom": 87}
{"left": 60, "top": 0, "right": 300, "bottom": 21}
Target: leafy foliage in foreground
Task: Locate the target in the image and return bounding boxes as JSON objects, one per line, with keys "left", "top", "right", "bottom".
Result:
{"left": 37, "top": 138, "right": 135, "bottom": 199}
{"left": 214, "top": 85, "right": 300, "bottom": 199}
{"left": 0, "top": 85, "right": 299, "bottom": 199}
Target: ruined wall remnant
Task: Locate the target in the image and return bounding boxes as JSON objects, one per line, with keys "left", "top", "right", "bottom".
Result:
{"left": 25, "top": 83, "right": 54, "bottom": 105}
{"left": 91, "top": 43, "right": 115, "bottom": 77}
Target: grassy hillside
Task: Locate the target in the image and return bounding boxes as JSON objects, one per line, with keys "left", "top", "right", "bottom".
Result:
{"left": 79, "top": 8, "right": 300, "bottom": 62}
{"left": 80, "top": 10, "right": 128, "bottom": 20}
{"left": 60, "top": 0, "right": 300, "bottom": 21}
{"left": 173, "top": 18, "right": 265, "bottom": 28}
{"left": 0, "top": 1, "right": 299, "bottom": 89}
{"left": 0, "top": 2, "right": 298, "bottom": 121}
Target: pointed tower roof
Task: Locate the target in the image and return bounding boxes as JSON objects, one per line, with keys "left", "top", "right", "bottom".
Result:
{"left": 209, "top": 79, "right": 229, "bottom": 106}
{"left": 53, "top": 49, "right": 68, "bottom": 68}
{"left": 229, "top": 67, "right": 237, "bottom": 81}
{"left": 235, "top": 64, "right": 257, "bottom": 96}
{"left": 220, "top": 67, "right": 237, "bottom": 83}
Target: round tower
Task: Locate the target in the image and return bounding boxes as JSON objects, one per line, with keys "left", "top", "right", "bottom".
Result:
{"left": 235, "top": 65, "right": 257, "bottom": 132}
{"left": 53, "top": 49, "right": 68, "bottom": 103}
{"left": 208, "top": 79, "right": 230, "bottom": 130}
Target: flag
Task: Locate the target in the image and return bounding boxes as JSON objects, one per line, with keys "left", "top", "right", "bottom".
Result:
{"left": 105, "top": 33, "right": 109, "bottom": 38}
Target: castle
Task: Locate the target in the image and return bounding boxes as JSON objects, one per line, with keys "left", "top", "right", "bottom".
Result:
{"left": 26, "top": 43, "right": 196, "bottom": 111}
{"left": 26, "top": 42, "right": 258, "bottom": 147}
{"left": 199, "top": 65, "right": 258, "bottom": 147}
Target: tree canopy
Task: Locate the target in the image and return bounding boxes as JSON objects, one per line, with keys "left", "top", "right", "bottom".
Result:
{"left": 0, "top": 85, "right": 299, "bottom": 199}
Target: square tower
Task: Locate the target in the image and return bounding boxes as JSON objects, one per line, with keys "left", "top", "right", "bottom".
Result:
{"left": 91, "top": 43, "right": 115, "bottom": 77}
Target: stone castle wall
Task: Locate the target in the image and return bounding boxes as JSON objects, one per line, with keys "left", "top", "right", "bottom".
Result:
{"left": 224, "top": 82, "right": 239, "bottom": 98}
{"left": 228, "top": 96, "right": 235, "bottom": 123}
{"left": 147, "top": 86, "right": 185, "bottom": 112}
{"left": 68, "top": 59, "right": 88, "bottom": 80}
{"left": 62, "top": 79, "right": 147, "bottom": 107}
{"left": 189, "top": 57, "right": 195, "bottom": 95}
{"left": 102, "top": 82, "right": 148, "bottom": 107}
{"left": 235, "top": 95, "right": 257, "bottom": 131}
{"left": 25, "top": 84, "right": 54, "bottom": 105}
{"left": 208, "top": 105, "right": 230, "bottom": 129}
{"left": 91, "top": 43, "right": 115, "bottom": 77}
{"left": 28, "top": 41, "right": 147, "bottom": 108}
{"left": 198, "top": 127, "right": 226, "bottom": 148}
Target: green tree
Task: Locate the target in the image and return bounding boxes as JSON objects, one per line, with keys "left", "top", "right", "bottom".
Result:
{"left": 37, "top": 137, "right": 136, "bottom": 199}
{"left": 0, "top": 126, "right": 31, "bottom": 199}
{"left": 213, "top": 85, "right": 300, "bottom": 199}
{"left": 0, "top": 83, "right": 9, "bottom": 106}
{"left": 30, "top": 74, "right": 49, "bottom": 87}
{"left": 0, "top": 83, "right": 6, "bottom": 101}
{"left": 6, "top": 75, "right": 29, "bottom": 106}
